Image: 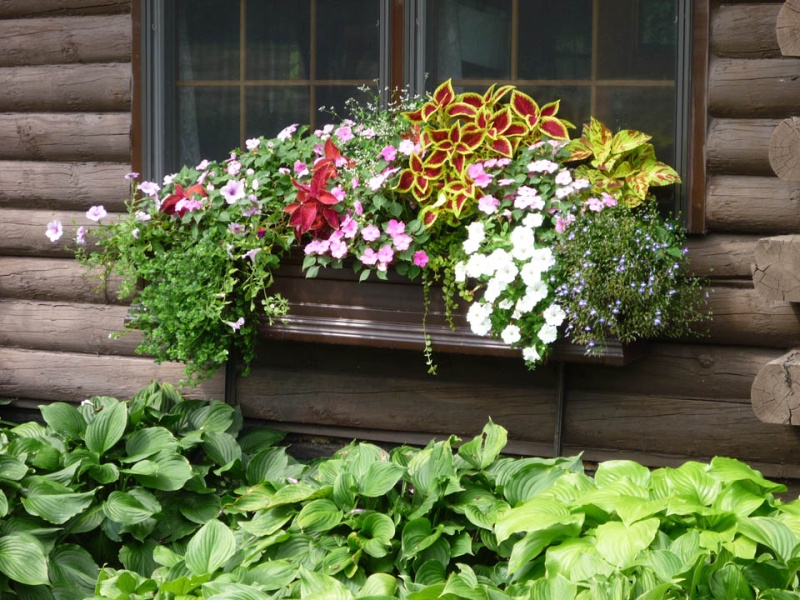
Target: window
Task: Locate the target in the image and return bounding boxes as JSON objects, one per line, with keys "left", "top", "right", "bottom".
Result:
{"left": 136, "top": 0, "right": 698, "bottom": 222}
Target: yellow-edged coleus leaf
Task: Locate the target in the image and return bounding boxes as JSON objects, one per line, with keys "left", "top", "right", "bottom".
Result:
{"left": 510, "top": 90, "right": 541, "bottom": 129}
{"left": 541, "top": 99, "right": 561, "bottom": 117}
{"left": 483, "top": 83, "right": 514, "bottom": 106}
{"left": 443, "top": 180, "right": 476, "bottom": 219}
{"left": 489, "top": 137, "right": 514, "bottom": 158}
{"left": 423, "top": 128, "right": 451, "bottom": 149}
{"left": 452, "top": 123, "right": 485, "bottom": 154}
{"left": 611, "top": 129, "right": 652, "bottom": 155}
{"left": 425, "top": 148, "right": 449, "bottom": 168}
{"left": 449, "top": 100, "right": 480, "bottom": 120}
{"left": 541, "top": 116, "right": 572, "bottom": 141}
{"left": 586, "top": 117, "right": 614, "bottom": 166}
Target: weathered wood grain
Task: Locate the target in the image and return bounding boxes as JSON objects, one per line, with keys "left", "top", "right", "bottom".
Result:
{"left": 0, "top": 63, "right": 130, "bottom": 112}
{"left": 0, "top": 347, "right": 224, "bottom": 403}
{"left": 0, "top": 14, "right": 129, "bottom": 65}
{"left": 769, "top": 117, "right": 800, "bottom": 180}
{"left": 0, "top": 299, "right": 138, "bottom": 355}
{"left": 0, "top": 0, "right": 129, "bottom": 19}
{"left": 685, "top": 233, "right": 759, "bottom": 279}
{"left": 0, "top": 161, "right": 130, "bottom": 210}
{"left": 568, "top": 343, "right": 785, "bottom": 401}
{"left": 777, "top": 0, "right": 800, "bottom": 56}
{"left": 707, "top": 118, "right": 779, "bottom": 175}
{"left": 0, "top": 113, "right": 130, "bottom": 162}
{"left": 709, "top": 57, "right": 800, "bottom": 118}
{"left": 705, "top": 285, "right": 800, "bottom": 348}
{"left": 562, "top": 390, "right": 800, "bottom": 473}
{"left": 0, "top": 209, "right": 99, "bottom": 257}
{"left": 752, "top": 348, "right": 800, "bottom": 424}
{"left": 711, "top": 2, "right": 782, "bottom": 58}
{"left": 753, "top": 234, "right": 800, "bottom": 301}
{"left": 0, "top": 257, "right": 128, "bottom": 303}
{"left": 706, "top": 175, "right": 800, "bottom": 233}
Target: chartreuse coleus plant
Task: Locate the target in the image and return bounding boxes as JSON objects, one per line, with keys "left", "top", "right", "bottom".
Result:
{"left": 2, "top": 384, "right": 800, "bottom": 599}
{"left": 564, "top": 117, "right": 681, "bottom": 207}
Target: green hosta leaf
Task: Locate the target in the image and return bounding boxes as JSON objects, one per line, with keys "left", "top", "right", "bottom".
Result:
{"left": 246, "top": 447, "right": 289, "bottom": 484}
{"left": 299, "top": 567, "right": 354, "bottom": 600}
{"left": 334, "top": 471, "right": 357, "bottom": 510}
{"left": 508, "top": 521, "right": 583, "bottom": 574}
{"left": 595, "top": 460, "right": 651, "bottom": 488}
{"left": 203, "top": 431, "right": 242, "bottom": 466}
{"left": 153, "top": 544, "right": 183, "bottom": 568}
{"left": 296, "top": 499, "right": 342, "bottom": 533}
{"left": 457, "top": 420, "right": 507, "bottom": 470}
{"left": 120, "top": 538, "right": 159, "bottom": 577}
{"left": 664, "top": 461, "right": 720, "bottom": 507}
{"left": 529, "top": 574, "right": 578, "bottom": 600}
{"left": 21, "top": 479, "right": 95, "bottom": 525}
{"left": 738, "top": 517, "right": 799, "bottom": 563}
{"left": 0, "top": 489, "right": 6, "bottom": 518}
{"left": 545, "top": 538, "right": 614, "bottom": 582}
{"left": 359, "top": 461, "right": 405, "bottom": 497}
{"left": 759, "top": 591, "right": 800, "bottom": 600}
{"left": 708, "top": 457, "right": 786, "bottom": 494}
{"left": 0, "top": 533, "right": 49, "bottom": 586}
{"left": 238, "top": 504, "right": 295, "bottom": 537}
{"left": 40, "top": 402, "right": 86, "bottom": 440}
{"left": 67, "top": 503, "right": 105, "bottom": 534}
{"left": 180, "top": 493, "right": 221, "bottom": 525}
{"left": 402, "top": 518, "right": 443, "bottom": 560}
{"left": 49, "top": 544, "right": 99, "bottom": 596}
{"left": 248, "top": 560, "right": 298, "bottom": 590}
{"left": 408, "top": 442, "right": 456, "bottom": 497}
{"left": 595, "top": 518, "right": 659, "bottom": 568}
{"left": 406, "top": 582, "right": 447, "bottom": 600}
{"left": 502, "top": 464, "right": 565, "bottom": 506}
{"left": 269, "top": 482, "right": 324, "bottom": 507}
{"left": 637, "top": 549, "right": 683, "bottom": 583}
{"left": 0, "top": 455, "right": 28, "bottom": 481}
{"left": 355, "top": 512, "right": 395, "bottom": 558}
{"left": 185, "top": 519, "right": 236, "bottom": 576}
{"left": 123, "top": 426, "right": 179, "bottom": 462}
{"left": 103, "top": 489, "right": 162, "bottom": 526}
{"left": 197, "top": 401, "right": 236, "bottom": 433}
{"left": 84, "top": 399, "right": 127, "bottom": 456}
{"left": 238, "top": 429, "right": 286, "bottom": 455}
{"left": 131, "top": 450, "right": 193, "bottom": 491}
{"left": 359, "top": 573, "right": 397, "bottom": 597}
{"left": 415, "top": 560, "right": 446, "bottom": 586}
{"left": 12, "top": 421, "right": 48, "bottom": 438}
{"left": 495, "top": 496, "right": 575, "bottom": 543}
{"left": 203, "top": 584, "right": 271, "bottom": 599}
{"left": 709, "top": 563, "right": 754, "bottom": 600}
{"left": 465, "top": 497, "right": 510, "bottom": 531}
{"left": 615, "top": 496, "right": 669, "bottom": 526}
{"left": 88, "top": 463, "right": 119, "bottom": 484}
{"left": 442, "top": 564, "right": 483, "bottom": 600}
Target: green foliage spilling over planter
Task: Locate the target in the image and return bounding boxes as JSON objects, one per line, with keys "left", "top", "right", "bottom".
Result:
{"left": 1, "top": 385, "right": 800, "bottom": 598}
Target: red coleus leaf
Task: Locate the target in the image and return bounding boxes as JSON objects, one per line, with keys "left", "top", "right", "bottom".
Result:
{"left": 403, "top": 107, "right": 425, "bottom": 124}
{"left": 396, "top": 169, "right": 416, "bottom": 193}
{"left": 160, "top": 183, "right": 208, "bottom": 216}
{"left": 448, "top": 102, "right": 479, "bottom": 120}
{"left": 451, "top": 154, "right": 466, "bottom": 174}
{"left": 458, "top": 92, "right": 484, "bottom": 108}
{"left": 541, "top": 99, "right": 560, "bottom": 118}
{"left": 432, "top": 79, "right": 455, "bottom": 106}
{"left": 510, "top": 90, "right": 541, "bottom": 128}
{"left": 455, "top": 124, "right": 485, "bottom": 153}
{"left": 489, "top": 137, "right": 514, "bottom": 158}
{"left": 541, "top": 117, "right": 570, "bottom": 141}
{"left": 489, "top": 108, "right": 513, "bottom": 134}
{"left": 289, "top": 202, "right": 318, "bottom": 235}
{"left": 424, "top": 128, "right": 450, "bottom": 147}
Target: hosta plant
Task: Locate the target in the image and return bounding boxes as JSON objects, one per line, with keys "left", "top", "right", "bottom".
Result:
{"left": 2, "top": 383, "right": 800, "bottom": 598}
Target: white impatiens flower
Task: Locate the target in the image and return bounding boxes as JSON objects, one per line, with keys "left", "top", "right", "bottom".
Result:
{"left": 538, "top": 323, "right": 559, "bottom": 344}
{"left": 522, "top": 212, "right": 544, "bottom": 229}
{"left": 501, "top": 324, "right": 521, "bottom": 345}
{"left": 543, "top": 303, "right": 567, "bottom": 327}
{"left": 522, "top": 346, "right": 541, "bottom": 363}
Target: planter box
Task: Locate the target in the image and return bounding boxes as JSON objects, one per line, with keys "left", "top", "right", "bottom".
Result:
{"left": 261, "top": 259, "right": 647, "bottom": 367}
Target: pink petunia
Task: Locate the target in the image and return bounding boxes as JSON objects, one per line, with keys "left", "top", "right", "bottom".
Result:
{"left": 124, "top": 172, "right": 139, "bottom": 181}
{"left": 76, "top": 226, "right": 87, "bottom": 246}
{"left": 86, "top": 205, "right": 107, "bottom": 222}
{"left": 138, "top": 181, "right": 160, "bottom": 196}
{"left": 225, "top": 317, "right": 245, "bottom": 332}
{"left": 335, "top": 126, "right": 354, "bottom": 143}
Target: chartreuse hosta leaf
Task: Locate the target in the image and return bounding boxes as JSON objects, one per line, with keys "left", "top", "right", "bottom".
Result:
{"left": 529, "top": 574, "right": 578, "bottom": 600}
{"left": 594, "top": 518, "right": 660, "bottom": 568}
{"left": 737, "top": 517, "right": 800, "bottom": 563}
{"left": 84, "top": 398, "right": 127, "bottom": 456}
{"left": 0, "top": 532, "right": 49, "bottom": 586}
{"left": 185, "top": 519, "right": 236, "bottom": 576}
{"left": 299, "top": 566, "right": 354, "bottom": 600}
{"left": 508, "top": 521, "right": 584, "bottom": 574}
{"left": 127, "top": 449, "right": 193, "bottom": 491}
{"left": 457, "top": 419, "right": 507, "bottom": 471}
{"left": 495, "top": 496, "right": 577, "bottom": 543}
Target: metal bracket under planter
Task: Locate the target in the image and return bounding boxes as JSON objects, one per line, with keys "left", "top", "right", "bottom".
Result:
{"left": 260, "top": 264, "right": 648, "bottom": 367}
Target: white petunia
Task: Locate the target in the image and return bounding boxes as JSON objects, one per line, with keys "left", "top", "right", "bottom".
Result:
{"left": 538, "top": 323, "right": 559, "bottom": 344}
{"left": 501, "top": 324, "right": 521, "bottom": 345}
{"left": 543, "top": 303, "right": 567, "bottom": 327}
{"left": 522, "top": 346, "right": 541, "bottom": 362}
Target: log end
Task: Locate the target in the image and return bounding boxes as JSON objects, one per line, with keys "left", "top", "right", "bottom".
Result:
{"left": 752, "top": 349, "right": 800, "bottom": 424}
{"left": 753, "top": 235, "right": 800, "bottom": 302}
{"left": 777, "top": 0, "right": 800, "bottom": 57}
{"left": 769, "top": 117, "right": 800, "bottom": 181}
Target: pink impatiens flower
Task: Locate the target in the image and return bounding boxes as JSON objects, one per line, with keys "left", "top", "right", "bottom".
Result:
{"left": 277, "top": 124, "right": 298, "bottom": 141}
{"left": 392, "top": 233, "right": 412, "bottom": 251}
{"left": 45, "top": 220, "right": 63, "bottom": 242}
{"left": 294, "top": 161, "right": 309, "bottom": 177}
{"left": 86, "top": 205, "right": 107, "bottom": 222}
{"left": 380, "top": 145, "right": 397, "bottom": 162}
{"left": 478, "top": 195, "right": 500, "bottom": 215}
{"left": 331, "top": 185, "right": 346, "bottom": 202}
{"left": 360, "top": 247, "right": 378, "bottom": 265}
{"left": 386, "top": 219, "right": 405, "bottom": 237}
{"left": 377, "top": 244, "right": 394, "bottom": 264}
{"left": 467, "top": 163, "right": 493, "bottom": 188}
{"left": 413, "top": 251, "right": 429, "bottom": 268}
{"left": 361, "top": 225, "right": 380, "bottom": 242}
{"left": 340, "top": 215, "right": 358, "bottom": 239}
{"left": 330, "top": 239, "right": 348, "bottom": 259}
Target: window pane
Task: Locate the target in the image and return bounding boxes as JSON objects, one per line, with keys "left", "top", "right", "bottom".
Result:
{"left": 518, "top": 86, "right": 591, "bottom": 131}
{"left": 425, "top": 0, "right": 512, "bottom": 85}
{"left": 245, "top": 87, "right": 310, "bottom": 140}
{"left": 315, "top": 85, "right": 375, "bottom": 126}
{"left": 597, "top": 0, "right": 677, "bottom": 80}
{"left": 518, "top": 1, "right": 592, "bottom": 81}
{"left": 176, "top": 0, "right": 240, "bottom": 81}
{"left": 246, "top": 1, "right": 310, "bottom": 81}
{"left": 178, "top": 87, "right": 240, "bottom": 166}
{"left": 317, "top": 0, "right": 380, "bottom": 80}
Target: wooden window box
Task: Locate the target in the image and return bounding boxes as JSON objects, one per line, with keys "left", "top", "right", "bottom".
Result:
{"left": 261, "top": 257, "right": 648, "bottom": 367}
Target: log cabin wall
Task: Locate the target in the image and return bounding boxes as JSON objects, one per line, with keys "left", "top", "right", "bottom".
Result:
{"left": 0, "top": 0, "right": 799, "bottom": 479}
{"left": 0, "top": 0, "right": 224, "bottom": 406}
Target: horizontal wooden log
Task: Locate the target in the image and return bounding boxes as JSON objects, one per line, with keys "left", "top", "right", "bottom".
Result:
{"left": 0, "top": 347, "right": 224, "bottom": 404}
{"left": 0, "top": 0, "right": 129, "bottom": 19}
{"left": 0, "top": 209, "right": 102, "bottom": 257}
{"left": 0, "top": 14, "right": 129, "bottom": 66}
{"left": 752, "top": 234, "right": 800, "bottom": 301}
{"left": 705, "top": 285, "right": 800, "bottom": 348}
{"left": 562, "top": 390, "right": 800, "bottom": 478}
{"left": 707, "top": 118, "right": 779, "bottom": 175}
{"left": 706, "top": 175, "right": 800, "bottom": 233}
{"left": 0, "top": 257, "right": 128, "bottom": 303}
{"left": 0, "top": 63, "right": 130, "bottom": 112}
{"left": 0, "top": 113, "right": 130, "bottom": 162}
{"left": 752, "top": 349, "right": 800, "bottom": 424}
{"left": 769, "top": 116, "right": 800, "bottom": 180}
{"left": 0, "top": 161, "right": 130, "bottom": 210}
{"left": 709, "top": 57, "right": 800, "bottom": 118}
{"left": 0, "top": 299, "right": 138, "bottom": 355}
{"left": 711, "top": 2, "right": 782, "bottom": 58}
{"left": 568, "top": 342, "right": 785, "bottom": 401}
{"left": 777, "top": 0, "right": 800, "bottom": 56}
{"left": 685, "top": 233, "right": 759, "bottom": 279}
